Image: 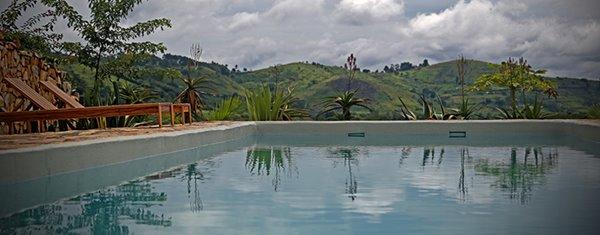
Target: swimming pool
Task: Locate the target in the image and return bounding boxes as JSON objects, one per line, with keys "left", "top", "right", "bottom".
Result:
{"left": 0, "top": 121, "right": 599, "bottom": 234}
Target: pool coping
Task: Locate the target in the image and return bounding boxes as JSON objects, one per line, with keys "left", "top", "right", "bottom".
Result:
{"left": 0, "top": 120, "right": 599, "bottom": 183}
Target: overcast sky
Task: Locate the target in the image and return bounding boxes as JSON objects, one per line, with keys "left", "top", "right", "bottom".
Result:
{"left": 5, "top": 0, "right": 600, "bottom": 78}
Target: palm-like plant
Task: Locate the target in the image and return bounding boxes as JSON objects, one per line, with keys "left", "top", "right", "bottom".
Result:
{"left": 318, "top": 90, "right": 371, "bottom": 120}
{"left": 175, "top": 76, "right": 213, "bottom": 115}
{"left": 174, "top": 43, "right": 212, "bottom": 116}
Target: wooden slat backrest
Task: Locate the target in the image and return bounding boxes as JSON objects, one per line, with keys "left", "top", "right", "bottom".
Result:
{"left": 39, "top": 80, "right": 85, "bottom": 108}
{"left": 3, "top": 77, "right": 57, "bottom": 110}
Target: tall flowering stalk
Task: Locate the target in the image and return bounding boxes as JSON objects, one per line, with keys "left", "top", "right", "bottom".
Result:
{"left": 344, "top": 53, "right": 357, "bottom": 91}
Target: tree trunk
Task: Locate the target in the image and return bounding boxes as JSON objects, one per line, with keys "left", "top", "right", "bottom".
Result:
{"left": 92, "top": 45, "right": 104, "bottom": 106}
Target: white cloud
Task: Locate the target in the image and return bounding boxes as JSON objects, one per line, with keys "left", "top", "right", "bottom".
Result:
{"left": 32, "top": 0, "right": 600, "bottom": 78}
{"left": 264, "top": 0, "right": 325, "bottom": 20}
{"left": 226, "top": 12, "right": 260, "bottom": 31}
{"left": 399, "top": 0, "right": 600, "bottom": 78}
{"left": 228, "top": 37, "right": 279, "bottom": 68}
{"left": 335, "top": 0, "right": 404, "bottom": 25}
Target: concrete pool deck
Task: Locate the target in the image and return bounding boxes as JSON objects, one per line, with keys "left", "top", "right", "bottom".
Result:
{"left": 1, "top": 120, "right": 599, "bottom": 184}
{"left": 0, "top": 121, "right": 238, "bottom": 151}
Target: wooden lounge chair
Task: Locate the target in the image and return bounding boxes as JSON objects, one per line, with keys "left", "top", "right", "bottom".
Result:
{"left": 3, "top": 77, "right": 58, "bottom": 110}
{"left": 39, "top": 80, "right": 84, "bottom": 108}
{"left": 38, "top": 80, "right": 192, "bottom": 125}
{"left": 1, "top": 77, "right": 192, "bottom": 133}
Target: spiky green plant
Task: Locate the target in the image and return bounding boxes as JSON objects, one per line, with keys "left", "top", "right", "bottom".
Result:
{"left": 457, "top": 98, "right": 479, "bottom": 120}
{"left": 318, "top": 90, "right": 371, "bottom": 120}
{"left": 495, "top": 107, "right": 522, "bottom": 119}
{"left": 120, "top": 83, "right": 157, "bottom": 104}
{"left": 245, "top": 85, "right": 302, "bottom": 121}
{"left": 588, "top": 104, "right": 600, "bottom": 119}
{"left": 204, "top": 96, "right": 243, "bottom": 121}
{"left": 397, "top": 97, "right": 417, "bottom": 120}
{"left": 175, "top": 76, "right": 213, "bottom": 115}
{"left": 419, "top": 95, "right": 457, "bottom": 120}
{"left": 521, "top": 95, "right": 549, "bottom": 119}
{"left": 116, "top": 82, "right": 157, "bottom": 127}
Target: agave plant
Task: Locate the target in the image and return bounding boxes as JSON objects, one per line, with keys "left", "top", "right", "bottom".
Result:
{"left": 204, "top": 96, "right": 243, "bottom": 121}
{"left": 113, "top": 83, "right": 158, "bottom": 127}
{"left": 495, "top": 106, "right": 522, "bottom": 119}
{"left": 419, "top": 95, "right": 457, "bottom": 120}
{"left": 318, "top": 90, "right": 371, "bottom": 120}
{"left": 587, "top": 104, "right": 600, "bottom": 119}
{"left": 398, "top": 97, "right": 417, "bottom": 120}
{"left": 521, "top": 95, "right": 550, "bottom": 119}
{"left": 457, "top": 98, "right": 479, "bottom": 120}
{"left": 588, "top": 104, "right": 600, "bottom": 119}
{"left": 120, "top": 83, "right": 157, "bottom": 104}
{"left": 494, "top": 95, "right": 550, "bottom": 119}
{"left": 245, "top": 85, "right": 304, "bottom": 121}
{"left": 175, "top": 76, "right": 214, "bottom": 115}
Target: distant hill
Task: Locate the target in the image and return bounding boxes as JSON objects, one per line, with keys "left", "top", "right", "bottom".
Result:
{"left": 61, "top": 55, "right": 600, "bottom": 119}
{"left": 230, "top": 60, "right": 600, "bottom": 118}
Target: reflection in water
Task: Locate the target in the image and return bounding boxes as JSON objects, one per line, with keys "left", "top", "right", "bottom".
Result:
{"left": 1, "top": 144, "right": 584, "bottom": 234}
{"left": 327, "top": 148, "right": 363, "bottom": 201}
{"left": 0, "top": 180, "right": 171, "bottom": 234}
{"left": 475, "top": 147, "right": 559, "bottom": 204}
{"left": 183, "top": 163, "right": 204, "bottom": 212}
{"left": 398, "top": 147, "right": 411, "bottom": 166}
{"left": 422, "top": 147, "right": 445, "bottom": 167}
{"left": 458, "top": 148, "right": 471, "bottom": 202}
{"left": 246, "top": 147, "right": 298, "bottom": 191}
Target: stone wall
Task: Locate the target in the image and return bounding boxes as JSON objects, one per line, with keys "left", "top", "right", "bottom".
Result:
{"left": 0, "top": 40, "right": 72, "bottom": 134}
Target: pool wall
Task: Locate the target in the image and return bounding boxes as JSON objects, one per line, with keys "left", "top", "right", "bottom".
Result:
{"left": 0, "top": 122, "right": 256, "bottom": 183}
{"left": 1, "top": 120, "right": 599, "bottom": 184}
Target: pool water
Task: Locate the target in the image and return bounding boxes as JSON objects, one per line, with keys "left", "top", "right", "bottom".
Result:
{"left": 1, "top": 141, "right": 600, "bottom": 234}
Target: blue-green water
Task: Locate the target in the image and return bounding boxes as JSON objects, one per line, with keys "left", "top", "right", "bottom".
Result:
{"left": 1, "top": 140, "right": 600, "bottom": 234}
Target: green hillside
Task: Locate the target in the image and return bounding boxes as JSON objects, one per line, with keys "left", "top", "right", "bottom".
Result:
{"left": 230, "top": 60, "right": 600, "bottom": 119}
{"left": 62, "top": 56, "right": 600, "bottom": 119}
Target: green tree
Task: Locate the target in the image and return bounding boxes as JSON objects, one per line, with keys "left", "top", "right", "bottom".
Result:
{"left": 473, "top": 57, "right": 557, "bottom": 118}
{"left": 43, "top": 0, "right": 172, "bottom": 105}
{"left": 0, "top": 0, "right": 62, "bottom": 59}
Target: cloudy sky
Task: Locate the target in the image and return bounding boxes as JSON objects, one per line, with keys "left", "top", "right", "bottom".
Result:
{"left": 7, "top": 0, "right": 600, "bottom": 78}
